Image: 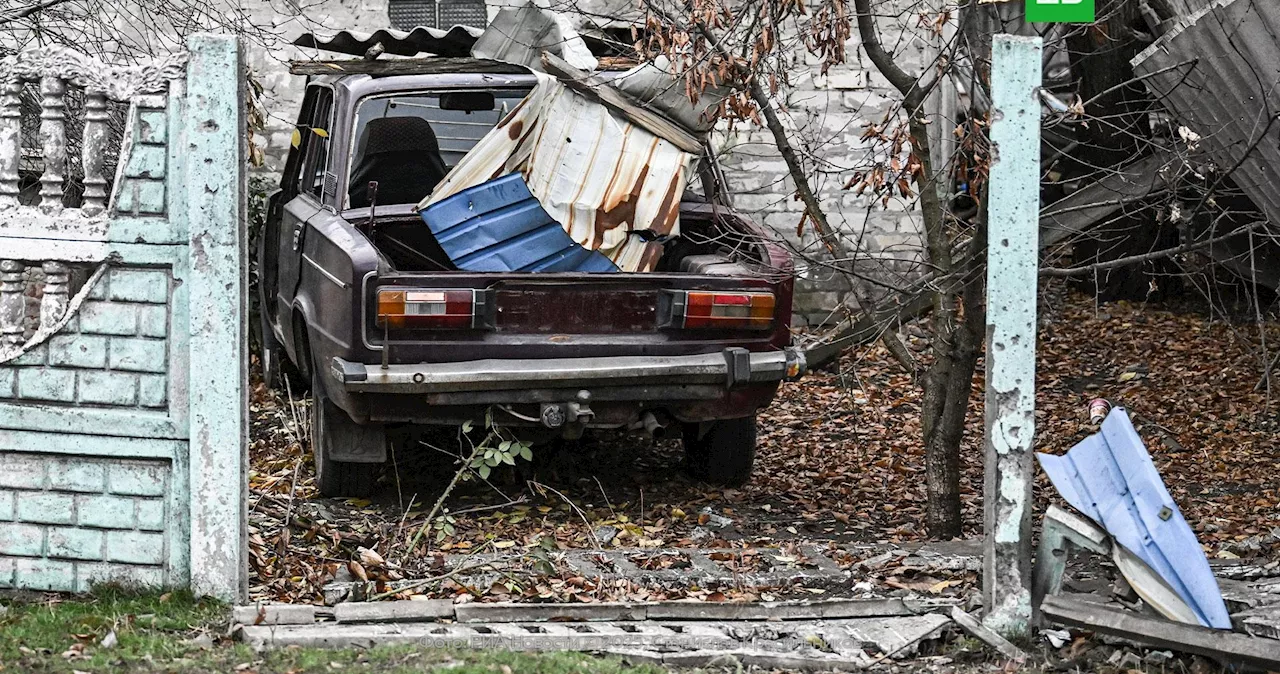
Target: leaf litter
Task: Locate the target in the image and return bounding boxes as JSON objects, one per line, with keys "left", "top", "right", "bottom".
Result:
{"left": 248, "top": 289, "right": 1280, "bottom": 604}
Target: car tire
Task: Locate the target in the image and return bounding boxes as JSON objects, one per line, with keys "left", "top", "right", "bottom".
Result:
{"left": 682, "top": 416, "right": 757, "bottom": 487}
{"left": 310, "top": 365, "right": 382, "bottom": 498}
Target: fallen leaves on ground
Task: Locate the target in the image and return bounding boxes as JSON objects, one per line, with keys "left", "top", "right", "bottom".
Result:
{"left": 248, "top": 289, "right": 1280, "bottom": 603}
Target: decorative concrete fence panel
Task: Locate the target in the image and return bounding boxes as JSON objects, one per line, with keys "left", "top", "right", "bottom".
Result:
{"left": 0, "top": 35, "right": 247, "bottom": 601}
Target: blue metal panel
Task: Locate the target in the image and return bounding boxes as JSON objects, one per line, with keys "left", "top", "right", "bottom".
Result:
{"left": 1037, "top": 408, "right": 1231, "bottom": 628}
{"left": 419, "top": 173, "right": 619, "bottom": 273}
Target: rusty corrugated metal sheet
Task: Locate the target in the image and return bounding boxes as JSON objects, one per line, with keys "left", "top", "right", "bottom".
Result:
{"left": 418, "top": 74, "right": 697, "bottom": 272}
{"left": 1132, "top": 0, "right": 1280, "bottom": 227}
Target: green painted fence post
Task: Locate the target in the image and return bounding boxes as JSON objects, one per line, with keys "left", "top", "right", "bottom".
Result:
{"left": 982, "top": 33, "right": 1043, "bottom": 638}
{"left": 184, "top": 33, "right": 248, "bottom": 602}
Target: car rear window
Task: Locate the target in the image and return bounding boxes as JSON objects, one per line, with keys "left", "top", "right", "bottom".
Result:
{"left": 347, "top": 89, "right": 530, "bottom": 207}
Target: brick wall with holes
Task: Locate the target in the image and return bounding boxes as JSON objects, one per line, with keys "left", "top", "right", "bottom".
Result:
{"left": 0, "top": 267, "right": 170, "bottom": 410}
{"left": 0, "top": 453, "right": 170, "bottom": 591}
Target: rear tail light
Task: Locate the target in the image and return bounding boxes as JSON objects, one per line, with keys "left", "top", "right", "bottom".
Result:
{"left": 375, "top": 288, "right": 485, "bottom": 329}
{"left": 667, "top": 291, "right": 775, "bottom": 330}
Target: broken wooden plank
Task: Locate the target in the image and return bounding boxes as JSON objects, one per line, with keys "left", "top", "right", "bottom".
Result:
{"left": 949, "top": 606, "right": 1028, "bottom": 662}
{"left": 1041, "top": 595, "right": 1280, "bottom": 670}
{"left": 1039, "top": 151, "right": 1177, "bottom": 251}
{"left": 289, "top": 57, "right": 529, "bottom": 76}
{"left": 539, "top": 51, "right": 703, "bottom": 154}
{"left": 1235, "top": 607, "right": 1280, "bottom": 641}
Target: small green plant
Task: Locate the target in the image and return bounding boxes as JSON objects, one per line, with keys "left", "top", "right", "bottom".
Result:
{"left": 528, "top": 534, "right": 560, "bottom": 575}
{"left": 469, "top": 436, "right": 534, "bottom": 480}
{"left": 432, "top": 512, "right": 457, "bottom": 543}
{"left": 402, "top": 409, "right": 536, "bottom": 560}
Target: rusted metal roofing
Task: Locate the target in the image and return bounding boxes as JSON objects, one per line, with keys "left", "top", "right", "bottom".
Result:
{"left": 294, "top": 25, "right": 483, "bottom": 58}
{"left": 1132, "top": 0, "right": 1280, "bottom": 228}
{"left": 418, "top": 74, "right": 697, "bottom": 273}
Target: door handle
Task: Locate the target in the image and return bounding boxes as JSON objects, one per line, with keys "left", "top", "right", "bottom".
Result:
{"left": 291, "top": 222, "right": 305, "bottom": 251}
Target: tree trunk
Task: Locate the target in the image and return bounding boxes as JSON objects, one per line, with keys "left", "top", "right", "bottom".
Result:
{"left": 920, "top": 224, "right": 986, "bottom": 539}
{"left": 854, "top": 0, "right": 981, "bottom": 538}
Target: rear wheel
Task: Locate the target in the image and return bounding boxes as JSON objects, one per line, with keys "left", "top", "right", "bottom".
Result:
{"left": 310, "top": 365, "right": 383, "bottom": 498}
{"left": 682, "top": 416, "right": 757, "bottom": 487}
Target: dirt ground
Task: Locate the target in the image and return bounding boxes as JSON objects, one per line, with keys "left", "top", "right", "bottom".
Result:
{"left": 247, "top": 288, "right": 1280, "bottom": 604}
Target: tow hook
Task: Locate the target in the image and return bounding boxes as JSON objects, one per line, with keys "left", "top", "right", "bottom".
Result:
{"left": 540, "top": 390, "right": 594, "bottom": 439}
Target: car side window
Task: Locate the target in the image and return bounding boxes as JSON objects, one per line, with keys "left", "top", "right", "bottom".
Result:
{"left": 297, "top": 86, "right": 334, "bottom": 201}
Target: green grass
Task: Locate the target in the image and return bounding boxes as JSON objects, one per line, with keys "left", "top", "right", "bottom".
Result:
{"left": 0, "top": 587, "right": 669, "bottom": 674}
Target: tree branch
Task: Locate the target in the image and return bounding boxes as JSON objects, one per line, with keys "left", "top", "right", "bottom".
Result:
{"left": 0, "top": 0, "right": 75, "bottom": 24}
{"left": 1040, "top": 221, "right": 1267, "bottom": 277}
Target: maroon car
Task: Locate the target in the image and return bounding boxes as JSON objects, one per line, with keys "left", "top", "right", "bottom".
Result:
{"left": 258, "top": 62, "right": 804, "bottom": 497}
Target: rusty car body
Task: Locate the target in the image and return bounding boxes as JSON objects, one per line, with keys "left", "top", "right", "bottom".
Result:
{"left": 258, "top": 60, "right": 804, "bottom": 496}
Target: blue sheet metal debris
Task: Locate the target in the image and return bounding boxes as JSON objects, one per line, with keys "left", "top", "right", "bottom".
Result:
{"left": 418, "top": 173, "right": 619, "bottom": 273}
{"left": 1037, "top": 408, "right": 1231, "bottom": 629}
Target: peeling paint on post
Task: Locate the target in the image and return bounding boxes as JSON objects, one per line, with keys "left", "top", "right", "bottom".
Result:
{"left": 982, "top": 34, "right": 1042, "bottom": 638}
{"left": 185, "top": 34, "right": 248, "bottom": 602}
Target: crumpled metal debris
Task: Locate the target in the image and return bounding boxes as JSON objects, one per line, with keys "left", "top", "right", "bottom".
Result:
{"left": 471, "top": 1, "right": 597, "bottom": 73}
{"left": 418, "top": 73, "right": 697, "bottom": 272}
{"left": 1037, "top": 407, "right": 1231, "bottom": 629}
{"left": 410, "top": 3, "right": 733, "bottom": 273}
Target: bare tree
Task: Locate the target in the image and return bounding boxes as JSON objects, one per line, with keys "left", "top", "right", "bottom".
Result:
{"left": 0, "top": 0, "right": 287, "bottom": 60}
{"left": 563, "top": 0, "right": 1280, "bottom": 538}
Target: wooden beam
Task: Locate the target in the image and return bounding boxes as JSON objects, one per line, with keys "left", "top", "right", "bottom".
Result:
{"left": 1039, "top": 150, "right": 1177, "bottom": 250}
{"left": 949, "top": 607, "right": 1028, "bottom": 662}
{"left": 539, "top": 51, "right": 703, "bottom": 154}
{"left": 1040, "top": 595, "right": 1280, "bottom": 670}
{"left": 289, "top": 58, "right": 529, "bottom": 77}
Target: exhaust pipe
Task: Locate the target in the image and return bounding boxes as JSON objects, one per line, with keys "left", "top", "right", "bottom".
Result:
{"left": 635, "top": 411, "right": 667, "bottom": 440}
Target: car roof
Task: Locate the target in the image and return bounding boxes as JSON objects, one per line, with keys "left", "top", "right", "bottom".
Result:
{"left": 308, "top": 58, "right": 539, "bottom": 98}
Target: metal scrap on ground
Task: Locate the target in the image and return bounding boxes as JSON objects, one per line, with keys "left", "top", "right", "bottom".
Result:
{"left": 1033, "top": 408, "right": 1280, "bottom": 667}
{"left": 1037, "top": 407, "right": 1231, "bottom": 628}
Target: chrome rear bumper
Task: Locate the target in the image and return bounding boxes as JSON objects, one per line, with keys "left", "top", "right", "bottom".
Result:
{"left": 331, "top": 347, "right": 806, "bottom": 394}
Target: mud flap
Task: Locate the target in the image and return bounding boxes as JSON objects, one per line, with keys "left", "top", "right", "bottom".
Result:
{"left": 326, "top": 417, "right": 388, "bottom": 463}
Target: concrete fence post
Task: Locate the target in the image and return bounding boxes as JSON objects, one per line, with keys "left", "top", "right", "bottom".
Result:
{"left": 185, "top": 33, "right": 248, "bottom": 602}
{"left": 982, "top": 33, "right": 1043, "bottom": 638}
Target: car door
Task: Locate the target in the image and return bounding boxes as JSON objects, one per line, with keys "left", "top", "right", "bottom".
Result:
{"left": 275, "top": 84, "right": 335, "bottom": 363}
